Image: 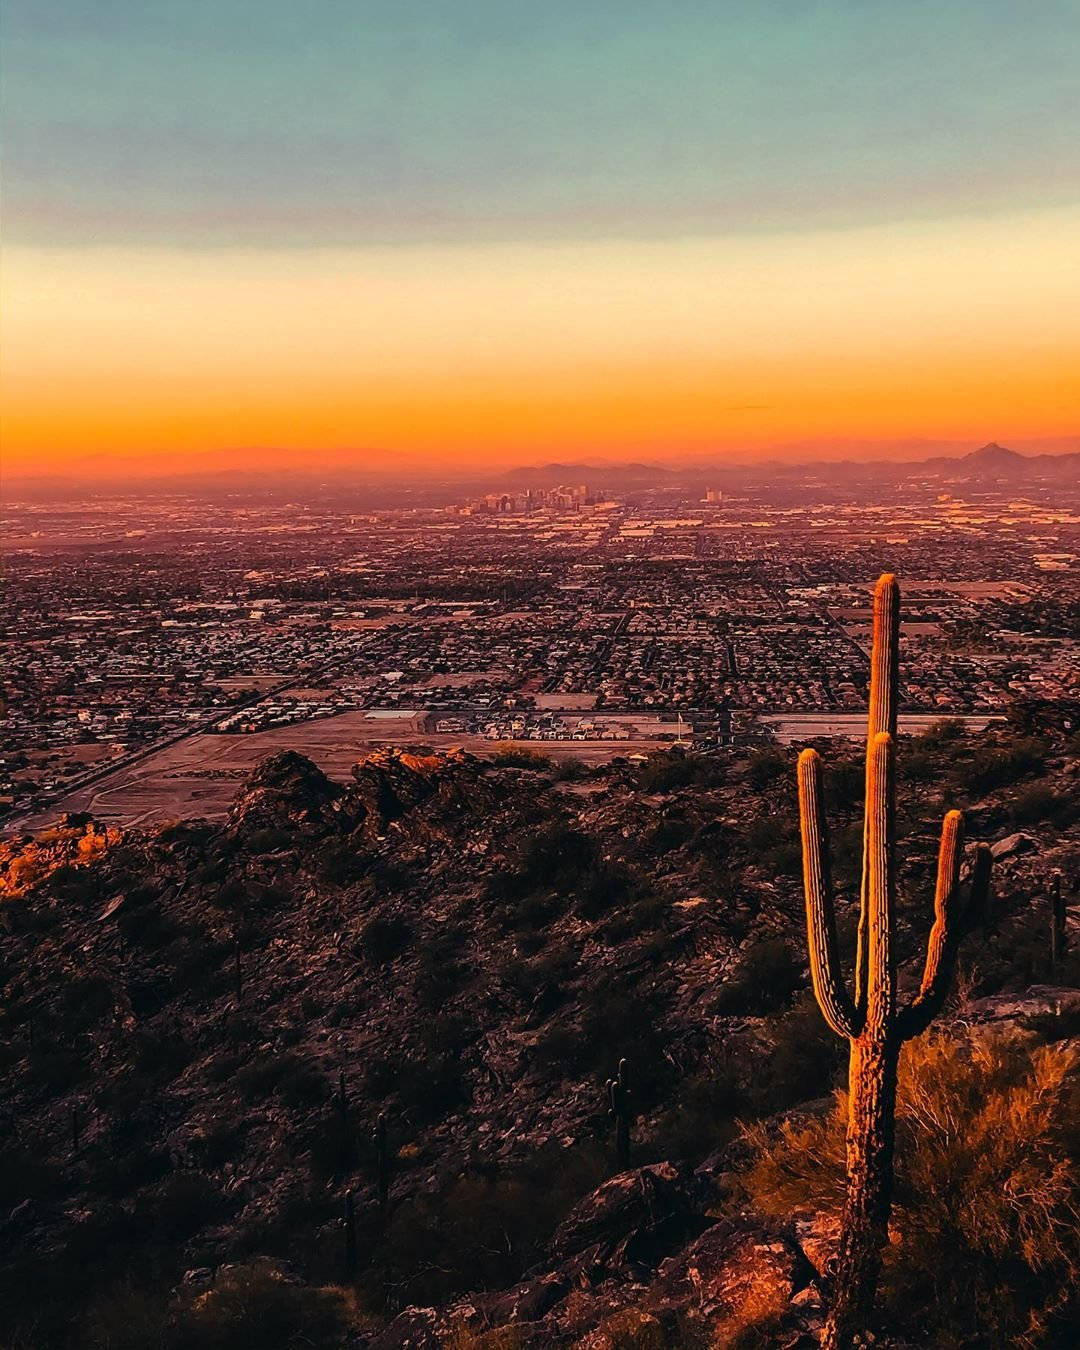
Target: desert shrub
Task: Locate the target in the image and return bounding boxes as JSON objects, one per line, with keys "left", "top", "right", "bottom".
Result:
{"left": 369, "top": 859, "right": 411, "bottom": 892}
{"left": 746, "top": 746, "right": 789, "bottom": 789}
{"left": 315, "top": 838, "right": 367, "bottom": 886}
{"left": 366, "top": 1141, "right": 607, "bottom": 1309}
{"left": 962, "top": 737, "right": 1048, "bottom": 795}
{"left": 167, "top": 1260, "right": 351, "bottom": 1350}
{"left": 635, "top": 750, "right": 724, "bottom": 793}
{"left": 520, "top": 823, "right": 595, "bottom": 890}
{"left": 303, "top": 1108, "right": 356, "bottom": 1181}
{"left": 83, "top": 1281, "right": 171, "bottom": 1350}
{"left": 688, "top": 819, "right": 735, "bottom": 869}
{"left": 503, "top": 945, "right": 577, "bottom": 1006}
{"left": 648, "top": 1050, "right": 741, "bottom": 1164}
{"left": 194, "top": 1118, "right": 246, "bottom": 1170}
{"left": 600, "top": 890, "right": 671, "bottom": 942}
{"left": 489, "top": 744, "right": 552, "bottom": 770}
{"left": 502, "top": 889, "right": 564, "bottom": 932}
{"left": 29, "top": 1041, "right": 86, "bottom": 1093}
{"left": 824, "top": 757, "right": 865, "bottom": 810}
{"left": 244, "top": 827, "right": 280, "bottom": 856}
{"left": 130, "top": 1027, "right": 194, "bottom": 1084}
{"left": 740, "top": 1031, "right": 1080, "bottom": 1347}
{"left": 916, "top": 719, "right": 966, "bottom": 750}
{"left": 152, "top": 1170, "right": 228, "bottom": 1242}
{"left": 360, "top": 914, "right": 414, "bottom": 963}
{"left": 646, "top": 811, "right": 694, "bottom": 856}
{"left": 236, "top": 1052, "right": 327, "bottom": 1108}
{"left": 576, "top": 861, "right": 634, "bottom": 919}
{"left": 713, "top": 938, "right": 804, "bottom": 1016}
{"left": 395, "top": 1050, "right": 467, "bottom": 1126}
{"left": 1010, "top": 784, "right": 1078, "bottom": 830}
{"left": 0, "top": 1142, "right": 65, "bottom": 1209}
{"left": 48, "top": 862, "right": 106, "bottom": 904}
{"left": 743, "top": 815, "right": 802, "bottom": 879}
{"left": 743, "top": 995, "right": 845, "bottom": 1115}
{"left": 118, "top": 899, "right": 178, "bottom": 949}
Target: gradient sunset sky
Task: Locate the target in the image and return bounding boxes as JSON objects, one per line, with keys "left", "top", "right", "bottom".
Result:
{"left": 3, "top": 1, "right": 1079, "bottom": 478}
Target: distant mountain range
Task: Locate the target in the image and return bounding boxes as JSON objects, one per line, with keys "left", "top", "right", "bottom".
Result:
{"left": 498, "top": 443, "right": 1079, "bottom": 491}
{"left": 5, "top": 442, "right": 1077, "bottom": 503}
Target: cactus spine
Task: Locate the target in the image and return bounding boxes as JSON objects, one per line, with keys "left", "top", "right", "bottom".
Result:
{"left": 607, "top": 1058, "right": 631, "bottom": 1170}
{"left": 798, "top": 574, "right": 992, "bottom": 1350}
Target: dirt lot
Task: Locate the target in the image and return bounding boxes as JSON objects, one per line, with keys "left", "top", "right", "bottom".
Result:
{"left": 9, "top": 712, "right": 670, "bottom": 831}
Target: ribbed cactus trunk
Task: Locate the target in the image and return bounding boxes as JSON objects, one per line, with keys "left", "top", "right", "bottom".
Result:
{"left": 798, "top": 574, "right": 992, "bottom": 1350}
{"left": 830, "top": 729, "right": 899, "bottom": 1344}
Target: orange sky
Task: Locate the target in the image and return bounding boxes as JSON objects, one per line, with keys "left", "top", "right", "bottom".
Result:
{"left": 4, "top": 206, "right": 1079, "bottom": 477}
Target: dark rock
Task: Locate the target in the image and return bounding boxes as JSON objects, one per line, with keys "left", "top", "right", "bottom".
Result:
{"left": 365, "top": 1306, "right": 446, "bottom": 1350}
{"left": 990, "top": 832, "right": 1037, "bottom": 861}
{"left": 549, "top": 1162, "right": 704, "bottom": 1270}
{"left": 228, "top": 750, "right": 343, "bottom": 836}
{"left": 473, "top": 1272, "right": 569, "bottom": 1327}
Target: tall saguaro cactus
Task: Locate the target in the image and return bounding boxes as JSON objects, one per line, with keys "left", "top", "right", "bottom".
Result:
{"left": 797, "top": 574, "right": 992, "bottom": 1350}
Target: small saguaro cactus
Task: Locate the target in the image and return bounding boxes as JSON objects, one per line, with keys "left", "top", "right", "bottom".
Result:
{"left": 374, "top": 1111, "right": 390, "bottom": 1215}
{"left": 797, "top": 573, "right": 992, "bottom": 1350}
{"left": 343, "top": 1188, "right": 357, "bottom": 1278}
{"left": 335, "top": 1070, "right": 349, "bottom": 1121}
{"left": 335, "top": 1069, "right": 357, "bottom": 1168}
{"left": 607, "top": 1057, "right": 631, "bottom": 1170}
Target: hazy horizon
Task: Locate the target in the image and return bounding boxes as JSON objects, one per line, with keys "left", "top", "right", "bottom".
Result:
{"left": 4, "top": 3, "right": 1079, "bottom": 478}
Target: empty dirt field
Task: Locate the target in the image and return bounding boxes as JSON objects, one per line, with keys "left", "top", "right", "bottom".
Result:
{"left": 10, "top": 712, "right": 674, "bottom": 832}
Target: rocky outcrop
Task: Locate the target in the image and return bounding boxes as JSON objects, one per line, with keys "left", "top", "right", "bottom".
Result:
{"left": 0, "top": 817, "right": 121, "bottom": 898}
{"left": 368, "top": 1203, "right": 821, "bottom": 1349}
{"left": 227, "top": 749, "right": 343, "bottom": 837}
{"left": 2, "top": 741, "right": 1076, "bottom": 1349}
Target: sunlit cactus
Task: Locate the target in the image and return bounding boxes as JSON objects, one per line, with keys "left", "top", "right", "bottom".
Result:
{"left": 797, "top": 573, "right": 992, "bottom": 1350}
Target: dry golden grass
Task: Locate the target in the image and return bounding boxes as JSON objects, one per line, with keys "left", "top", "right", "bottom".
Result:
{"left": 740, "top": 1030, "right": 1080, "bottom": 1347}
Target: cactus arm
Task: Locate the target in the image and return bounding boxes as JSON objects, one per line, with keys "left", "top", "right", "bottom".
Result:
{"left": 798, "top": 748, "right": 859, "bottom": 1039}
{"left": 965, "top": 844, "right": 993, "bottom": 929}
{"left": 865, "top": 732, "right": 896, "bottom": 1032}
{"left": 897, "top": 810, "right": 963, "bottom": 1039}
{"left": 855, "top": 575, "right": 901, "bottom": 1014}
{"left": 898, "top": 827, "right": 992, "bottom": 1040}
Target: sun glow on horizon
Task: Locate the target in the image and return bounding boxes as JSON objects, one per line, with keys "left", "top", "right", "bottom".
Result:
{"left": 4, "top": 205, "right": 1078, "bottom": 477}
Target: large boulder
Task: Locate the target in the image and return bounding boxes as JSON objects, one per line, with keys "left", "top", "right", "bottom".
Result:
{"left": 227, "top": 750, "right": 342, "bottom": 837}
{"left": 549, "top": 1162, "right": 705, "bottom": 1271}
{"left": 648, "top": 1217, "right": 819, "bottom": 1345}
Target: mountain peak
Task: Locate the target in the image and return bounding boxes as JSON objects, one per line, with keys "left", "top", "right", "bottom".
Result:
{"left": 965, "top": 442, "right": 1024, "bottom": 464}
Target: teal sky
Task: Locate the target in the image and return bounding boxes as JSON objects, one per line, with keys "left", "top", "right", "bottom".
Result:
{"left": 5, "top": 0, "right": 1079, "bottom": 247}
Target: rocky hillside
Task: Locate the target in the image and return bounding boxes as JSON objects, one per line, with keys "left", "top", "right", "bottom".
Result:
{"left": 1, "top": 722, "right": 1077, "bottom": 1348}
